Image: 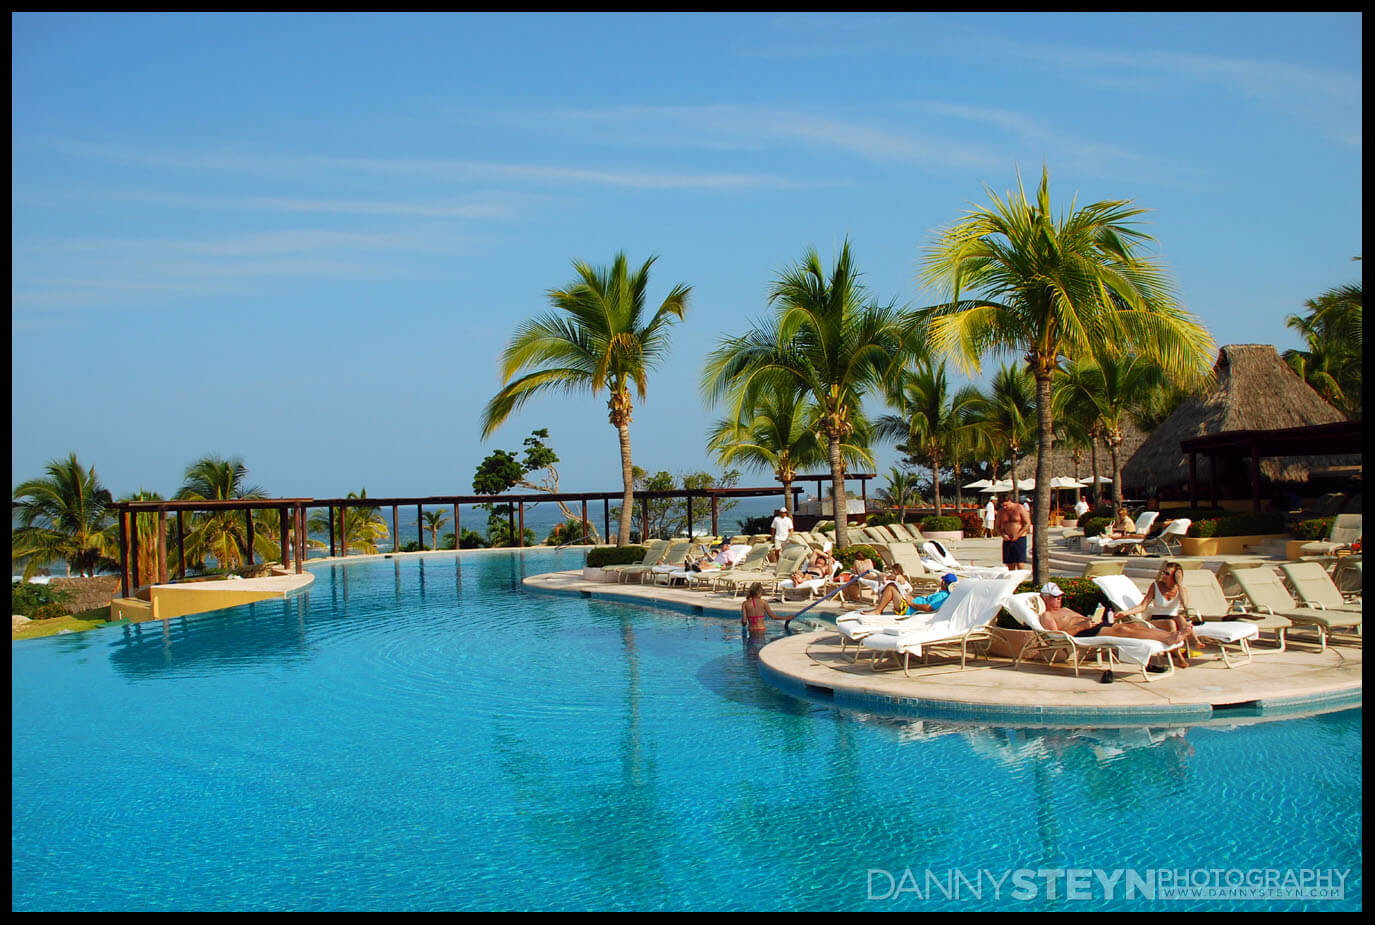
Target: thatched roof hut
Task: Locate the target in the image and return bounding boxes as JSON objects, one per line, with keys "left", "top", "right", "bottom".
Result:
{"left": 1123, "top": 344, "right": 1354, "bottom": 492}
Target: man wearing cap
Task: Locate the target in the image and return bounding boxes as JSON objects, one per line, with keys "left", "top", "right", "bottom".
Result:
{"left": 1036, "top": 582, "right": 1184, "bottom": 644}
{"left": 769, "top": 507, "right": 794, "bottom": 560}
{"left": 863, "top": 572, "right": 958, "bottom": 617}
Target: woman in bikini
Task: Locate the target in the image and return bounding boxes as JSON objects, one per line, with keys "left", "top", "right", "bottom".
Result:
{"left": 740, "top": 582, "right": 777, "bottom": 637}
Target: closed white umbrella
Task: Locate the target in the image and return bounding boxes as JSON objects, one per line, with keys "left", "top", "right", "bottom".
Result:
{"left": 1079, "top": 476, "right": 1112, "bottom": 485}
{"left": 1016, "top": 478, "right": 1036, "bottom": 491}
{"left": 964, "top": 479, "right": 993, "bottom": 490}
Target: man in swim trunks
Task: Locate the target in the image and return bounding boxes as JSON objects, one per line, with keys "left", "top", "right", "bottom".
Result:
{"left": 996, "top": 498, "right": 1031, "bottom": 571}
{"left": 1035, "top": 582, "right": 1183, "bottom": 644}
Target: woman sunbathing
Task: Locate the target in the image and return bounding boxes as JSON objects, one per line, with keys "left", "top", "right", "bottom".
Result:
{"left": 1115, "top": 562, "right": 1204, "bottom": 663}
{"left": 1035, "top": 583, "right": 1184, "bottom": 646}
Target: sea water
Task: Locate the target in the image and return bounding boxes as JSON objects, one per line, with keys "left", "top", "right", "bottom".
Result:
{"left": 11, "top": 550, "right": 1361, "bottom": 910}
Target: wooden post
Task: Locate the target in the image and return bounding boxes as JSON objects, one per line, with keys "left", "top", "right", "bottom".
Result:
{"left": 119, "top": 508, "right": 129, "bottom": 598}
{"left": 711, "top": 495, "right": 719, "bottom": 537}
{"left": 295, "top": 505, "right": 305, "bottom": 573}
{"left": 130, "top": 511, "right": 140, "bottom": 590}
{"left": 604, "top": 499, "right": 611, "bottom": 544}
{"left": 453, "top": 503, "right": 461, "bottom": 549}
{"left": 392, "top": 504, "right": 400, "bottom": 553}
{"left": 581, "top": 499, "right": 589, "bottom": 544}
{"left": 340, "top": 503, "right": 348, "bottom": 557}
{"left": 1188, "top": 453, "right": 1198, "bottom": 509}
{"left": 328, "top": 505, "right": 336, "bottom": 557}
{"left": 507, "top": 504, "right": 516, "bottom": 548}
{"left": 245, "top": 508, "right": 253, "bottom": 569}
{"left": 157, "top": 509, "right": 168, "bottom": 585}
{"left": 686, "top": 495, "right": 693, "bottom": 538}
{"left": 416, "top": 504, "right": 423, "bottom": 549}
{"left": 177, "top": 511, "right": 186, "bottom": 580}
{"left": 641, "top": 496, "right": 650, "bottom": 542}
{"left": 518, "top": 501, "right": 525, "bottom": 547}
{"left": 279, "top": 506, "right": 288, "bottom": 569}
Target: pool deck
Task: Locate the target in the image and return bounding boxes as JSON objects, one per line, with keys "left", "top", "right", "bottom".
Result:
{"left": 523, "top": 536, "right": 1363, "bottom": 723}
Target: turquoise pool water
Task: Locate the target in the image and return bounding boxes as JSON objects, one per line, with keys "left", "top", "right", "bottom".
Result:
{"left": 11, "top": 550, "right": 1362, "bottom": 910}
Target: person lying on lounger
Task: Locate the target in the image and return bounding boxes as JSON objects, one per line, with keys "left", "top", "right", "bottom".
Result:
{"left": 1113, "top": 562, "right": 1205, "bottom": 663}
{"left": 864, "top": 570, "right": 958, "bottom": 616}
{"left": 789, "top": 549, "right": 835, "bottom": 585}
{"left": 1034, "top": 582, "right": 1184, "bottom": 646}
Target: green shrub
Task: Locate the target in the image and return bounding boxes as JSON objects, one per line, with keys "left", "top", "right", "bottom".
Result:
{"left": 1080, "top": 516, "right": 1114, "bottom": 538}
{"left": 33, "top": 602, "right": 70, "bottom": 620}
{"left": 585, "top": 545, "right": 648, "bottom": 568}
{"left": 1292, "top": 517, "right": 1335, "bottom": 541}
{"left": 401, "top": 540, "right": 426, "bottom": 552}
{"left": 11, "top": 583, "right": 72, "bottom": 617}
{"left": 1187, "top": 512, "right": 1286, "bottom": 538}
{"left": 920, "top": 515, "right": 964, "bottom": 532}
{"left": 834, "top": 544, "right": 882, "bottom": 569}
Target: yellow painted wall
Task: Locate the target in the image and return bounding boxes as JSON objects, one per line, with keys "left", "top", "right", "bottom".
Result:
{"left": 149, "top": 586, "right": 280, "bottom": 621}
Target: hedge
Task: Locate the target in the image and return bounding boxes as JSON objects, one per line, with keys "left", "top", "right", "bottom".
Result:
{"left": 1292, "top": 517, "right": 1335, "bottom": 541}
{"left": 1187, "top": 512, "right": 1286, "bottom": 538}
{"left": 835, "top": 544, "right": 883, "bottom": 570}
{"left": 585, "top": 545, "right": 648, "bottom": 568}
{"left": 920, "top": 515, "right": 964, "bottom": 532}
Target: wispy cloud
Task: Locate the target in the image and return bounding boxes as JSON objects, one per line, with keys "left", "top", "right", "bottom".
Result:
{"left": 28, "top": 137, "right": 811, "bottom": 192}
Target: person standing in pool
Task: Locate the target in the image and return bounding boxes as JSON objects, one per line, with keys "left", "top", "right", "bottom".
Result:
{"left": 996, "top": 498, "right": 1031, "bottom": 571}
{"left": 740, "top": 582, "right": 777, "bottom": 637}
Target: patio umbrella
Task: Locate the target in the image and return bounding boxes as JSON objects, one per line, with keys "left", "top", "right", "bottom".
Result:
{"left": 982, "top": 479, "right": 1014, "bottom": 493}
{"left": 1015, "top": 478, "right": 1036, "bottom": 491}
{"left": 1049, "top": 477, "right": 1083, "bottom": 489}
{"left": 1079, "top": 476, "right": 1112, "bottom": 485}
{"left": 963, "top": 479, "right": 993, "bottom": 490}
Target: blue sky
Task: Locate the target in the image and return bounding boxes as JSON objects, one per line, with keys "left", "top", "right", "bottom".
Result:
{"left": 12, "top": 12, "right": 1363, "bottom": 501}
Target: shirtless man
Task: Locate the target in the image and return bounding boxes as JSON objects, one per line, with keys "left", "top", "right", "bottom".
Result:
{"left": 1035, "top": 583, "right": 1183, "bottom": 645}
{"left": 996, "top": 498, "right": 1032, "bottom": 571}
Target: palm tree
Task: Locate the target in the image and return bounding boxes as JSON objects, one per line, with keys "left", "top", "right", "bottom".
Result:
{"left": 175, "top": 455, "right": 268, "bottom": 572}
{"left": 703, "top": 241, "right": 902, "bottom": 549}
{"left": 1055, "top": 354, "right": 1167, "bottom": 506}
{"left": 876, "top": 357, "right": 976, "bottom": 517}
{"left": 945, "top": 383, "right": 988, "bottom": 511}
{"left": 920, "top": 168, "right": 1214, "bottom": 582}
{"left": 12, "top": 453, "right": 117, "bottom": 578}
{"left": 1284, "top": 280, "right": 1362, "bottom": 419}
{"left": 307, "top": 490, "right": 390, "bottom": 555}
{"left": 705, "top": 386, "right": 858, "bottom": 520}
{"left": 121, "top": 489, "right": 164, "bottom": 587}
{"left": 975, "top": 363, "right": 1036, "bottom": 494}
{"left": 422, "top": 509, "right": 450, "bottom": 550}
{"left": 481, "top": 253, "right": 690, "bottom": 546}
{"left": 876, "top": 466, "right": 920, "bottom": 524}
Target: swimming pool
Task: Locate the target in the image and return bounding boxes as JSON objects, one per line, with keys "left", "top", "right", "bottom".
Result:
{"left": 11, "top": 550, "right": 1362, "bottom": 910}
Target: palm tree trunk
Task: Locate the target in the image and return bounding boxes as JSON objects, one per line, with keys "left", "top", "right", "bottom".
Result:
{"left": 1033, "top": 369, "right": 1054, "bottom": 587}
{"left": 781, "top": 477, "right": 794, "bottom": 520}
{"left": 1089, "top": 437, "right": 1101, "bottom": 508}
{"left": 617, "top": 420, "right": 634, "bottom": 546}
{"left": 829, "top": 436, "right": 850, "bottom": 549}
{"left": 932, "top": 450, "right": 943, "bottom": 517}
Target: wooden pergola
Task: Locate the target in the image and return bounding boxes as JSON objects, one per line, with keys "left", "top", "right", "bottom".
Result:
{"left": 1182, "top": 420, "right": 1362, "bottom": 511}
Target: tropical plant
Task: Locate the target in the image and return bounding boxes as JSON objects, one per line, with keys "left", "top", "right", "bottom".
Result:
{"left": 973, "top": 363, "right": 1036, "bottom": 493}
{"left": 174, "top": 455, "right": 272, "bottom": 572}
{"left": 706, "top": 386, "right": 827, "bottom": 520}
{"left": 422, "top": 509, "right": 450, "bottom": 550}
{"left": 1284, "top": 279, "right": 1362, "bottom": 419}
{"left": 121, "top": 489, "right": 164, "bottom": 587}
{"left": 1054, "top": 354, "right": 1167, "bottom": 506}
{"left": 876, "top": 356, "right": 983, "bottom": 516}
{"left": 875, "top": 466, "right": 920, "bottom": 524}
{"left": 12, "top": 453, "right": 118, "bottom": 578}
{"left": 307, "top": 490, "right": 390, "bottom": 556}
{"left": 480, "top": 254, "right": 690, "bottom": 546}
{"left": 919, "top": 167, "right": 1214, "bottom": 582}
{"left": 702, "top": 240, "right": 901, "bottom": 549}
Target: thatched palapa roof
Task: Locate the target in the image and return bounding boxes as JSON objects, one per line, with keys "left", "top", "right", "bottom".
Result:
{"left": 1123, "top": 344, "right": 1354, "bottom": 490}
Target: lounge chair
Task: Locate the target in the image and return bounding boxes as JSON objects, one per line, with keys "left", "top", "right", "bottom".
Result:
{"left": 920, "top": 540, "right": 1007, "bottom": 578}
{"left": 877, "top": 543, "right": 943, "bottom": 592}
{"left": 778, "top": 556, "right": 841, "bottom": 600}
{"left": 1300, "top": 513, "right": 1362, "bottom": 557}
{"left": 1229, "top": 566, "right": 1360, "bottom": 652}
{"left": 625, "top": 539, "right": 691, "bottom": 584}
{"left": 1143, "top": 518, "right": 1191, "bottom": 557}
{"left": 1092, "top": 573, "right": 1260, "bottom": 668}
{"left": 718, "top": 544, "right": 811, "bottom": 596}
{"left": 1002, "top": 591, "right": 1183, "bottom": 681}
{"left": 858, "top": 573, "right": 1028, "bottom": 674}
{"left": 1182, "top": 567, "right": 1290, "bottom": 652}
{"left": 1278, "top": 561, "right": 1362, "bottom": 613}
{"left": 681, "top": 542, "right": 769, "bottom": 591}
{"left": 1080, "top": 559, "right": 1126, "bottom": 579}
{"left": 885, "top": 523, "right": 918, "bottom": 543}
{"left": 599, "top": 539, "right": 668, "bottom": 581}
{"left": 1095, "top": 511, "right": 1160, "bottom": 555}
{"left": 1331, "top": 557, "right": 1362, "bottom": 597}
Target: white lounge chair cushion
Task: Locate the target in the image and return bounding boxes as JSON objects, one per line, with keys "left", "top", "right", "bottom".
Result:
{"left": 1193, "top": 622, "right": 1259, "bottom": 644}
